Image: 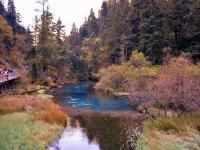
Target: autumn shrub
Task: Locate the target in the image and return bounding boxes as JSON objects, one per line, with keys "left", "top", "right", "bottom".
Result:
{"left": 125, "top": 51, "right": 160, "bottom": 109}
{"left": 127, "top": 65, "right": 160, "bottom": 103}
{"left": 0, "top": 96, "right": 68, "bottom": 125}
{"left": 129, "top": 50, "right": 150, "bottom": 68}
{"left": 128, "top": 54, "right": 200, "bottom": 115}
{"left": 95, "top": 63, "right": 135, "bottom": 93}
{"left": 95, "top": 50, "right": 151, "bottom": 93}
{"left": 148, "top": 56, "right": 200, "bottom": 114}
{"left": 35, "top": 109, "right": 67, "bottom": 125}
{"left": 0, "top": 96, "right": 59, "bottom": 114}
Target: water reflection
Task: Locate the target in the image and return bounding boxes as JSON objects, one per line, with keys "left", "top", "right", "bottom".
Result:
{"left": 49, "top": 119, "right": 101, "bottom": 150}
{"left": 49, "top": 114, "right": 143, "bottom": 150}
{"left": 51, "top": 84, "right": 143, "bottom": 150}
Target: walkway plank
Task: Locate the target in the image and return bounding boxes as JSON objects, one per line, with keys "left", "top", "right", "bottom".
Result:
{"left": 0, "top": 74, "right": 20, "bottom": 84}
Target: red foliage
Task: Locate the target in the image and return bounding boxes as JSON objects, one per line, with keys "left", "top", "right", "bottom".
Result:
{"left": 129, "top": 56, "right": 200, "bottom": 113}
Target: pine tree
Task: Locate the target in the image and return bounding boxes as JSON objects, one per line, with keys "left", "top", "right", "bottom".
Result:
{"left": 100, "top": 1, "right": 108, "bottom": 18}
{"left": 38, "top": 8, "right": 56, "bottom": 71}
{"left": 31, "top": 62, "right": 38, "bottom": 82}
{"left": 69, "top": 23, "right": 80, "bottom": 48}
{"left": 0, "top": 0, "right": 6, "bottom": 16}
{"left": 170, "top": 0, "right": 190, "bottom": 51}
{"left": 99, "top": 1, "right": 108, "bottom": 34}
{"left": 87, "top": 8, "right": 99, "bottom": 36}
{"left": 139, "top": 0, "right": 165, "bottom": 64}
{"left": 6, "top": 0, "right": 17, "bottom": 32}
{"left": 106, "top": 0, "right": 130, "bottom": 64}
{"left": 184, "top": 0, "right": 200, "bottom": 61}
{"left": 70, "top": 22, "right": 78, "bottom": 36}
{"left": 55, "top": 17, "right": 65, "bottom": 45}
{"left": 79, "top": 23, "right": 88, "bottom": 40}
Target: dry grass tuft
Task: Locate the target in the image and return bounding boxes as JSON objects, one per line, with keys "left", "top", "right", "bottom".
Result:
{"left": 136, "top": 115, "right": 200, "bottom": 150}
{"left": 145, "top": 115, "right": 200, "bottom": 134}
{"left": 0, "top": 96, "right": 58, "bottom": 114}
{"left": 35, "top": 109, "right": 67, "bottom": 125}
{"left": 0, "top": 96, "right": 67, "bottom": 125}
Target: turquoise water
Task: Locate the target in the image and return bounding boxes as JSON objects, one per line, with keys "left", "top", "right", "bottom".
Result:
{"left": 50, "top": 84, "right": 142, "bottom": 150}
{"left": 54, "top": 83, "right": 132, "bottom": 110}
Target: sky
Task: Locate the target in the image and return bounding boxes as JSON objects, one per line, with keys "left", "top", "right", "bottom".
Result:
{"left": 4, "top": 0, "right": 104, "bottom": 35}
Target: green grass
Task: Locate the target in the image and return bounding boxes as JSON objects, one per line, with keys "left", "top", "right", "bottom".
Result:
{"left": 0, "top": 113, "right": 63, "bottom": 150}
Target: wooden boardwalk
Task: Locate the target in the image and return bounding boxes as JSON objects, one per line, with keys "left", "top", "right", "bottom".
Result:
{"left": 0, "top": 74, "right": 20, "bottom": 84}
{"left": 0, "top": 73, "right": 20, "bottom": 93}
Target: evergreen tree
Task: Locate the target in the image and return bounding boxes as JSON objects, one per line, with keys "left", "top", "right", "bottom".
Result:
{"left": 55, "top": 17, "right": 65, "bottom": 45}
{"left": 170, "top": 0, "right": 190, "bottom": 51}
{"left": 87, "top": 8, "right": 99, "bottom": 36}
{"left": 79, "top": 24, "right": 88, "bottom": 40}
{"left": 105, "top": 0, "right": 130, "bottom": 64}
{"left": 99, "top": 1, "right": 108, "bottom": 34}
{"left": 100, "top": 1, "right": 108, "bottom": 18}
{"left": 6, "top": 0, "right": 17, "bottom": 32}
{"left": 38, "top": 8, "right": 56, "bottom": 71}
{"left": 31, "top": 62, "right": 38, "bottom": 82}
{"left": 139, "top": 0, "right": 165, "bottom": 64}
{"left": 184, "top": 0, "right": 200, "bottom": 61}
{"left": 69, "top": 22, "right": 80, "bottom": 49}
{"left": 0, "top": 0, "right": 6, "bottom": 16}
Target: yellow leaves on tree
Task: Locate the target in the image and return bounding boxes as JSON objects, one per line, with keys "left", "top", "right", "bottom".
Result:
{"left": 129, "top": 50, "right": 150, "bottom": 68}
{"left": 0, "top": 16, "right": 13, "bottom": 42}
{"left": 81, "top": 37, "right": 109, "bottom": 74}
{"left": 95, "top": 63, "right": 135, "bottom": 92}
{"left": 95, "top": 50, "right": 155, "bottom": 93}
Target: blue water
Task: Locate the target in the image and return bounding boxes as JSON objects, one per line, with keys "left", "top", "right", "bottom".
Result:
{"left": 54, "top": 84, "right": 132, "bottom": 110}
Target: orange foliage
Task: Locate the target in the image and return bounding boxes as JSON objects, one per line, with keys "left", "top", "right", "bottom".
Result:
{"left": 0, "top": 16, "right": 13, "bottom": 40}
{"left": 0, "top": 96, "right": 58, "bottom": 114}
{"left": 35, "top": 109, "right": 67, "bottom": 125}
{"left": 0, "top": 96, "right": 67, "bottom": 124}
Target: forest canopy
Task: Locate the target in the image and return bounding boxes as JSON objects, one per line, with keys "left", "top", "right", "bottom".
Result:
{"left": 0, "top": 0, "right": 199, "bottom": 84}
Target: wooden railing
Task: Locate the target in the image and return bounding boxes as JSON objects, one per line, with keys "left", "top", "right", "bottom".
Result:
{"left": 0, "top": 73, "right": 20, "bottom": 84}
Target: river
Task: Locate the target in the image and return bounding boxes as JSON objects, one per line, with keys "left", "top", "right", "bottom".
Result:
{"left": 49, "top": 83, "right": 144, "bottom": 150}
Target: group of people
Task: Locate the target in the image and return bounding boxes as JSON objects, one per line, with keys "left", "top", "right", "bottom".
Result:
{"left": 0, "top": 68, "right": 17, "bottom": 82}
{"left": 0, "top": 68, "right": 14, "bottom": 76}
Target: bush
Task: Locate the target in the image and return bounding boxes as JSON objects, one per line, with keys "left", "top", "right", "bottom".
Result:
{"left": 0, "top": 96, "right": 58, "bottom": 114}
{"left": 96, "top": 50, "right": 154, "bottom": 92}
{"left": 35, "top": 109, "right": 67, "bottom": 125}
{"left": 95, "top": 63, "right": 135, "bottom": 92}
{"left": 148, "top": 56, "right": 200, "bottom": 113}
{"left": 0, "top": 96, "right": 68, "bottom": 125}
{"left": 128, "top": 55, "right": 200, "bottom": 114}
